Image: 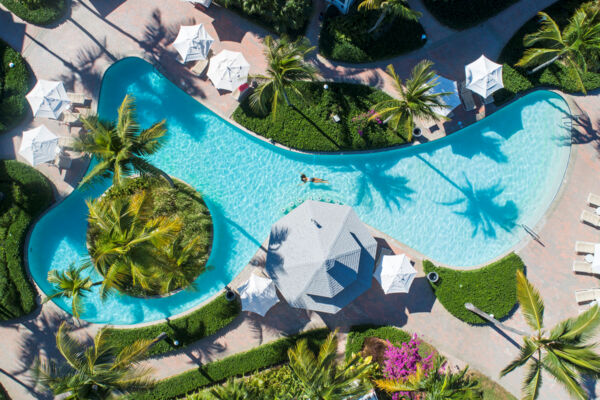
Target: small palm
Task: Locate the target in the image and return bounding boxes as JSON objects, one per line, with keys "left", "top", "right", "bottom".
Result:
{"left": 44, "top": 263, "right": 96, "bottom": 319}
{"left": 209, "top": 378, "right": 254, "bottom": 400}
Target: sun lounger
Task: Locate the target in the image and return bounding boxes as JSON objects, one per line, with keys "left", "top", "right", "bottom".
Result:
{"left": 588, "top": 193, "right": 600, "bottom": 208}
{"left": 581, "top": 210, "right": 600, "bottom": 228}
{"left": 67, "top": 92, "right": 88, "bottom": 107}
{"left": 573, "top": 260, "right": 594, "bottom": 274}
{"left": 458, "top": 81, "right": 476, "bottom": 111}
{"left": 575, "top": 241, "right": 597, "bottom": 254}
{"left": 61, "top": 110, "right": 82, "bottom": 126}
{"left": 191, "top": 58, "right": 209, "bottom": 77}
{"left": 232, "top": 83, "right": 251, "bottom": 102}
{"left": 55, "top": 152, "right": 72, "bottom": 170}
{"left": 576, "top": 289, "right": 597, "bottom": 303}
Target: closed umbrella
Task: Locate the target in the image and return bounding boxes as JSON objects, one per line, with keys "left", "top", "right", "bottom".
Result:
{"left": 19, "top": 125, "right": 59, "bottom": 166}
{"left": 207, "top": 50, "right": 250, "bottom": 92}
{"left": 374, "top": 253, "right": 417, "bottom": 294}
{"left": 26, "top": 80, "right": 71, "bottom": 119}
{"left": 172, "top": 24, "right": 214, "bottom": 63}
{"left": 465, "top": 55, "right": 503, "bottom": 98}
{"left": 237, "top": 273, "right": 280, "bottom": 316}
{"left": 429, "top": 74, "right": 460, "bottom": 117}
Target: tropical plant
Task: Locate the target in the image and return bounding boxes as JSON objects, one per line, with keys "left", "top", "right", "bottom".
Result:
{"left": 515, "top": 7, "right": 600, "bottom": 93}
{"left": 372, "top": 60, "right": 450, "bottom": 141}
{"left": 383, "top": 334, "right": 434, "bottom": 381}
{"left": 209, "top": 378, "right": 257, "bottom": 400}
{"left": 250, "top": 35, "right": 317, "bottom": 117}
{"left": 44, "top": 264, "right": 100, "bottom": 319}
{"left": 499, "top": 270, "right": 600, "bottom": 400}
{"left": 34, "top": 321, "right": 157, "bottom": 399}
{"left": 74, "top": 94, "right": 173, "bottom": 188}
{"left": 376, "top": 355, "right": 481, "bottom": 400}
{"left": 287, "top": 329, "right": 374, "bottom": 400}
{"left": 358, "top": 0, "right": 421, "bottom": 33}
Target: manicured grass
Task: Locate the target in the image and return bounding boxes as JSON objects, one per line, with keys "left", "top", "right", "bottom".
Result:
{"left": 232, "top": 81, "right": 408, "bottom": 152}
{"left": 319, "top": 4, "right": 426, "bottom": 63}
{"left": 105, "top": 293, "right": 240, "bottom": 357}
{"left": 0, "top": 0, "right": 67, "bottom": 25}
{"left": 127, "top": 328, "right": 330, "bottom": 400}
{"left": 473, "top": 371, "right": 518, "bottom": 400}
{"left": 0, "top": 40, "right": 31, "bottom": 134}
{"left": 421, "top": 0, "right": 518, "bottom": 30}
{"left": 0, "top": 160, "right": 54, "bottom": 320}
{"left": 494, "top": 0, "right": 600, "bottom": 105}
{"left": 423, "top": 253, "right": 524, "bottom": 324}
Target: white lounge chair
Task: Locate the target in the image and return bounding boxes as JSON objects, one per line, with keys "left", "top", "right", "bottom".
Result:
{"left": 581, "top": 210, "right": 600, "bottom": 228}
{"left": 573, "top": 260, "right": 593, "bottom": 274}
{"left": 588, "top": 193, "right": 600, "bottom": 208}
{"left": 575, "top": 289, "right": 596, "bottom": 304}
{"left": 458, "top": 81, "right": 476, "bottom": 111}
{"left": 67, "top": 92, "right": 88, "bottom": 107}
{"left": 191, "top": 59, "right": 209, "bottom": 77}
{"left": 575, "top": 241, "right": 597, "bottom": 254}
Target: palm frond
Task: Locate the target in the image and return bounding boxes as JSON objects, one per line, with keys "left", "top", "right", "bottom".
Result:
{"left": 516, "top": 270, "right": 544, "bottom": 332}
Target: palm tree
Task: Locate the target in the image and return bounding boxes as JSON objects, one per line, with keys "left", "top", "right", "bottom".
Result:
{"left": 249, "top": 35, "right": 317, "bottom": 118}
{"left": 44, "top": 264, "right": 100, "bottom": 319}
{"left": 372, "top": 61, "right": 450, "bottom": 141}
{"left": 74, "top": 94, "right": 174, "bottom": 188}
{"left": 87, "top": 190, "right": 182, "bottom": 297}
{"left": 358, "top": 0, "right": 421, "bottom": 33}
{"left": 515, "top": 8, "right": 600, "bottom": 93}
{"left": 34, "top": 322, "right": 156, "bottom": 399}
{"left": 209, "top": 378, "right": 256, "bottom": 400}
{"left": 287, "top": 329, "right": 373, "bottom": 400}
{"left": 497, "top": 270, "right": 600, "bottom": 399}
{"left": 375, "top": 355, "right": 481, "bottom": 399}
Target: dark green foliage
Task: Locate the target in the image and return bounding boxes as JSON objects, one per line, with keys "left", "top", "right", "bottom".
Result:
{"left": 233, "top": 81, "right": 408, "bottom": 152}
{"left": 345, "top": 325, "right": 413, "bottom": 360}
{"left": 127, "top": 329, "right": 330, "bottom": 400}
{"left": 216, "top": 0, "right": 311, "bottom": 36}
{"left": 423, "top": 253, "right": 525, "bottom": 324}
{"left": 421, "top": 0, "right": 518, "bottom": 29}
{"left": 0, "top": 41, "right": 30, "bottom": 134}
{"left": 319, "top": 4, "right": 426, "bottom": 63}
{"left": 495, "top": 0, "right": 600, "bottom": 104}
{"left": 0, "top": 382, "right": 9, "bottom": 400}
{"left": 105, "top": 293, "right": 240, "bottom": 357}
{"left": 0, "top": 160, "right": 53, "bottom": 320}
{"left": 0, "top": 0, "right": 67, "bottom": 25}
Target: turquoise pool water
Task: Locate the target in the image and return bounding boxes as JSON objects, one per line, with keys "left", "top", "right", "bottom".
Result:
{"left": 27, "top": 58, "right": 571, "bottom": 324}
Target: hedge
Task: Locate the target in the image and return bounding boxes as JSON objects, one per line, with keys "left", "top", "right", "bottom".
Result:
{"left": 127, "top": 328, "right": 330, "bottom": 400}
{"left": 105, "top": 293, "right": 241, "bottom": 357}
{"left": 0, "top": 40, "right": 31, "bottom": 134}
{"left": 0, "top": 0, "right": 67, "bottom": 25}
{"left": 0, "top": 382, "right": 9, "bottom": 400}
{"left": 319, "top": 4, "right": 426, "bottom": 63}
{"left": 421, "top": 0, "right": 518, "bottom": 30}
{"left": 232, "top": 81, "right": 409, "bottom": 152}
{"left": 494, "top": 0, "right": 600, "bottom": 105}
{"left": 423, "top": 253, "right": 524, "bottom": 324}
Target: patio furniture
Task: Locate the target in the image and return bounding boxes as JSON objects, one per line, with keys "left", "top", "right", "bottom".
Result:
{"left": 581, "top": 209, "right": 600, "bottom": 228}
{"left": 573, "top": 260, "right": 594, "bottom": 274}
{"left": 55, "top": 151, "right": 72, "bottom": 170}
{"left": 576, "top": 288, "right": 598, "bottom": 304}
{"left": 464, "top": 55, "right": 503, "bottom": 98}
{"left": 172, "top": 24, "right": 214, "bottom": 64}
{"left": 575, "top": 241, "right": 597, "bottom": 254}
{"left": 19, "top": 125, "right": 59, "bottom": 166}
{"left": 232, "top": 82, "right": 251, "bottom": 101}
{"left": 26, "top": 80, "right": 72, "bottom": 119}
{"left": 207, "top": 50, "right": 250, "bottom": 92}
{"left": 190, "top": 58, "right": 209, "bottom": 77}
{"left": 458, "top": 81, "right": 476, "bottom": 111}
{"left": 588, "top": 193, "right": 600, "bottom": 208}
{"left": 67, "top": 92, "right": 88, "bottom": 107}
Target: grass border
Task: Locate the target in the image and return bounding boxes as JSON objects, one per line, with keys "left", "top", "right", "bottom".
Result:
{"left": 0, "top": 0, "right": 67, "bottom": 26}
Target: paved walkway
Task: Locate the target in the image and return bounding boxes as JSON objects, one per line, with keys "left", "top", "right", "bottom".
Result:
{"left": 2, "top": 0, "right": 598, "bottom": 399}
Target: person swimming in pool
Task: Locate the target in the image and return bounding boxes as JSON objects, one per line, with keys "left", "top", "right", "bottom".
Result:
{"left": 300, "top": 173, "right": 328, "bottom": 184}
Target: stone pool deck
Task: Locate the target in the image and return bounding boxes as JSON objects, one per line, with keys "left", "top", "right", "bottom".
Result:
{"left": 1, "top": 0, "right": 599, "bottom": 399}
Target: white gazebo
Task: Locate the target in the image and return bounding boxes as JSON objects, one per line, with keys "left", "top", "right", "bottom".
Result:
{"left": 429, "top": 74, "right": 461, "bottom": 117}
{"left": 26, "top": 80, "right": 71, "bottom": 119}
{"left": 373, "top": 252, "right": 417, "bottom": 294}
{"left": 19, "top": 125, "right": 59, "bottom": 166}
{"left": 207, "top": 50, "right": 250, "bottom": 92}
{"left": 237, "top": 273, "right": 280, "bottom": 317}
{"left": 172, "top": 24, "right": 214, "bottom": 63}
{"left": 465, "top": 55, "right": 504, "bottom": 99}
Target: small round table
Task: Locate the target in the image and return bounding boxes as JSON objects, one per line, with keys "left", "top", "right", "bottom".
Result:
{"left": 586, "top": 254, "right": 594, "bottom": 263}
{"left": 595, "top": 207, "right": 600, "bottom": 216}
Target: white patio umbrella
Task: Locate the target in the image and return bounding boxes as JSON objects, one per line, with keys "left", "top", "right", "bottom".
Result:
{"left": 374, "top": 253, "right": 417, "bottom": 294}
{"left": 237, "top": 273, "right": 280, "bottom": 317}
{"left": 172, "top": 24, "right": 214, "bottom": 63}
{"left": 429, "top": 74, "right": 460, "bottom": 117}
{"left": 207, "top": 50, "right": 250, "bottom": 92}
{"left": 26, "top": 80, "right": 71, "bottom": 119}
{"left": 19, "top": 125, "right": 59, "bottom": 166}
{"left": 465, "top": 55, "right": 503, "bottom": 98}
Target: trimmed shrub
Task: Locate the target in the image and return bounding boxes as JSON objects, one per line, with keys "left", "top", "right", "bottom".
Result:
{"left": 0, "top": 0, "right": 67, "bottom": 25}
{"left": 105, "top": 293, "right": 240, "bottom": 357}
{"left": 0, "top": 382, "right": 9, "bottom": 400}
{"left": 0, "top": 40, "right": 30, "bottom": 134}
{"left": 423, "top": 253, "right": 525, "bottom": 324}
{"left": 0, "top": 160, "right": 54, "bottom": 320}
{"left": 422, "top": 0, "right": 518, "bottom": 30}
{"left": 345, "top": 325, "right": 413, "bottom": 360}
{"left": 127, "top": 328, "right": 330, "bottom": 400}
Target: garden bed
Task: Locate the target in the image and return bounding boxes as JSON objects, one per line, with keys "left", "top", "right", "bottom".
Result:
{"left": 232, "top": 81, "right": 409, "bottom": 152}
{"left": 423, "top": 253, "right": 524, "bottom": 324}
{"left": 319, "top": 4, "right": 426, "bottom": 63}
{"left": 0, "top": 40, "right": 31, "bottom": 134}
{"left": 0, "top": 0, "right": 67, "bottom": 25}
{"left": 421, "top": 0, "right": 518, "bottom": 30}
{"left": 0, "top": 160, "right": 54, "bottom": 320}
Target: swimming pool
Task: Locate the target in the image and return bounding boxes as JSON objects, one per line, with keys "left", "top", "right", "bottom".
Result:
{"left": 27, "top": 57, "right": 571, "bottom": 324}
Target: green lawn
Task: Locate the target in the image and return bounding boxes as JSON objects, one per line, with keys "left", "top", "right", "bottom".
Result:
{"left": 421, "top": 0, "right": 518, "bottom": 30}
{"left": 0, "top": 160, "right": 54, "bottom": 320}
{"left": 232, "top": 81, "right": 408, "bottom": 152}
{"left": 494, "top": 0, "right": 600, "bottom": 105}
{"left": 0, "top": 40, "right": 31, "bottom": 134}
{"left": 319, "top": 4, "right": 426, "bottom": 63}
{"left": 423, "top": 253, "right": 524, "bottom": 324}
{"left": 0, "top": 0, "right": 67, "bottom": 25}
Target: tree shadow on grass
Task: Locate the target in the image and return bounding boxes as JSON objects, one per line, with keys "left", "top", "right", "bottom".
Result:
{"left": 291, "top": 105, "right": 342, "bottom": 150}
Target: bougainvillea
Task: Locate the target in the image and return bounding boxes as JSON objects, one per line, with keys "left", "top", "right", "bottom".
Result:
{"left": 352, "top": 109, "right": 383, "bottom": 136}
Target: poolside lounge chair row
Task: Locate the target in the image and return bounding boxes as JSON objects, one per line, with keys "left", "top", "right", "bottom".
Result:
{"left": 573, "top": 193, "right": 600, "bottom": 311}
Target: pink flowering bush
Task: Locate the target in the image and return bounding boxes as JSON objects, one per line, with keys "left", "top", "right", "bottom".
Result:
{"left": 351, "top": 109, "right": 383, "bottom": 137}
